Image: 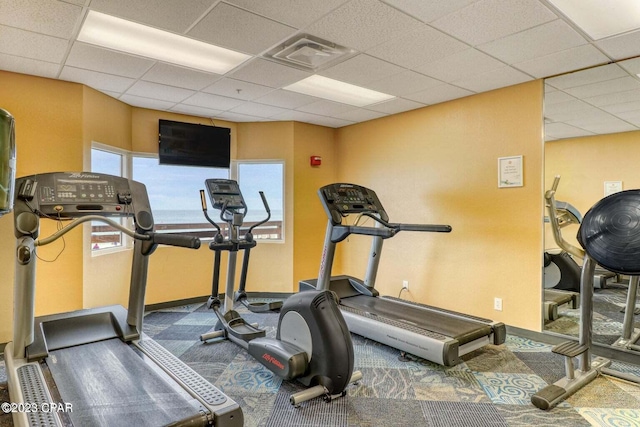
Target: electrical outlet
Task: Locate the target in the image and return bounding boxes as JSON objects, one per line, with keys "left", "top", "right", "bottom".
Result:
{"left": 402, "top": 280, "right": 409, "bottom": 291}
{"left": 494, "top": 297, "right": 503, "bottom": 311}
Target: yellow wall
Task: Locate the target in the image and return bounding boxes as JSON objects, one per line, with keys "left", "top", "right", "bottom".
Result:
{"left": 544, "top": 130, "right": 640, "bottom": 250}
{"left": 0, "top": 72, "right": 84, "bottom": 347}
{"left": 335, "top": 81, "right": 544, "bottom": 330}
{"left": 292, "top": 122, "right": 341, "bottom": 284}
{"left": 0, "top": 70, "right": 546, "bottom": 344}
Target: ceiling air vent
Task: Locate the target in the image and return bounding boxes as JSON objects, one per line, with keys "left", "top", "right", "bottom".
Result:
{"left": 266, "top": 35, "right": 356, "bottom": 71}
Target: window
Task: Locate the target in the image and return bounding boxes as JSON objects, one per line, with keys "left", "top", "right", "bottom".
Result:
{"left": 90, "top": 146, "right": 125, "bottom": 251}
{"left": 91, "top": 144, "right": 284, "bottom": 246}
{"left": 237, "top": 161, "right": 284, "bottom": 241}
{"left": 132, "top": 154, "right": 228, "bottom": 236}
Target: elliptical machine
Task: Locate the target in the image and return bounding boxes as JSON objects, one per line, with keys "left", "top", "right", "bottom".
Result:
{"left": 199, "top": 179, "right": 362, "bottom": 406}
{"left": 200, "top": 178, "right": 282, "bottom": 313}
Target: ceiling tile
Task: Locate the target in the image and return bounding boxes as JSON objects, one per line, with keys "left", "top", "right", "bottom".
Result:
{"left": 545, "top": 63, "right": 628, "bottom": 90}
{"left": 565, "top": 113, "right": 638, "bottom": 134}
{"left": 203, "top": 78, "right": 274, "bottom": 100}
{"left": 403, "top": 83, "right": 474, "bottom": 105}
{"left": 365, "top": 70, "right": 441, "bottom": 96}
{"left": 478, "top": 20, "right": 587, "bottom": 65}
{"left": 188, "top": 3, "right": 295, "bottom": 55}
{"left": 125, "top": 81, "right": 195, "bottom": 103}
{"left": 431, "top": 0, "right": 557, "bottom": 46}
{"left": 615, "top": 110, "right": 640, "bottom": 127}
{"left": 88, "top": 0, "right": 217, "bottom": 33}
{"left": 169, "top": 104, "right": 224, "bottom": 118}
{"left": 230, "top": 102, "right": 289, "bottom": 118}
{"left": 601, "top": 99, "right": 640, "bottom": 114}
{"left": 66, "top": 42, "right": 155, "bottom": 78}
{"left": 306, "top": 0, "right": 424, "bottom": 52}
{"left": 296, "top": 100, "right": 355, "bottom": 116}
{"left": 307, "top": 116, "right": 355, "bottom": 128}
{"left": 0, "top": 25, "right": 69, "bottom": 63}
{"left": 366, "top": 26, "right": 468, "bottom": 70}
{"left": 227, "top": 58, "right": 311, "bottom": 88}
{"left": 118, "top": 94, "right": 177, "bottom": 110}
{"left": 182, "top": 92, "right": 245, "bottom": 111}
{"left": 254, "top": 89, "right": 319, "bottom": 109}
{"left": 585, "top": 89, "right": 640, "bottom": 108}
{"left": 271, "top": 109, "right": 329, "bottom": 123}
{"left": 544, "top": 99, "right": 599, "bottom": 122}
{"left": 141, "top": 63, "right": 221, "bottom": 90}
{"left": 318, "top": 54, "right": 404, "bottom": 86}
{"left": 618, "top": 57, "right": 640, "bottom": 75}
{"left": 335, "top": 108, "right": 387, "bottom": 122}
{"left": 564, "top": 77, "right": 640, "bottom": 99}
{"left": 451, "top": 66, "right": 532, "bottom": 92}
{"left": 224, "top": 0, "right": 349, "bottom": 28}
{"left": 0, "top": 0, "right": 82, "bottom": 38}
{"left": 415, "top": 48, "right": 505, "bottom": 82}
{"left": 595, "top": 29, "right": 640, "bottom": 61}
{"left": 365, "top": 97, "right": 425, "bottom": 114}
{"left": 59, "top": 66, "right": 135, "bottom": 92}
{"left": 543, "top": 89, "right": 576, "bottom": 106}
{"left": 514, "top": 44, "right": 609, "bottom": 79}
{"left": 0, "top": 53, "right": 60, "bottom": 78}
{"left": 216, "top": 111, "right": 267, "bottom": 122}
{"left": 381, "top": 0, "right": 479, "bottom": 23}
{"left": 544, "top": 122, "right": 594, "bottom": 139}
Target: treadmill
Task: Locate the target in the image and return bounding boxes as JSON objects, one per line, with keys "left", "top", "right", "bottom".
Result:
{"left": 299, "top": 183, "right": 506, "bottom": 367}
{"left": 5, "top": 172, "right": 242, "bottom": 427}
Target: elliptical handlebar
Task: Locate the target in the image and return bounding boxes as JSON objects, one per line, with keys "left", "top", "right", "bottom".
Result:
{"left": 247, "top": 191, "right": 271, "bottom": 234}
{"left": 200, "top": 189, "right": 222, "bottom": 239}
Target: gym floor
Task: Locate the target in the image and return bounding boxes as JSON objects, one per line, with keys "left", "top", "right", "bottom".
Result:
{"left": 4, "top": 300, "right": 640, "bottom": 427}
{"left": 2, "top": 300, "right": 640, "bottom": 426}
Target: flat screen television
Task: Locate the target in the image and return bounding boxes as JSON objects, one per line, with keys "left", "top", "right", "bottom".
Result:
{"left": 158, "top": 119, "right": 230, "bottom": 168}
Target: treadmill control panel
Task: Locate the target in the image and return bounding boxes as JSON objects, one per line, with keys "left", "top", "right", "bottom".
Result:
{"left": 205, "top": 179, "right": 246, "bottom": 211}
{"left": 319, "top": 183, "right": 388, "bottom": 224}
{"left": 17, "top": 172, "right": 134, "bottom": 217}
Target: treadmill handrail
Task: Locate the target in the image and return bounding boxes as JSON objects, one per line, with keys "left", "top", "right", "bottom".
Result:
{"left": 393, "top": 223, "right": 452, "bottom": 233}
{"left": 35, "top": 215, "right": 148, "bottom": 246}
{"left": 34, "top": 215, "right": 201, "bottom": 250}
{"left": 330, "top": 220, "right": 452, "bottom": 243}
{"left": 331, "top": 224, "right": 396, "bottom": 242}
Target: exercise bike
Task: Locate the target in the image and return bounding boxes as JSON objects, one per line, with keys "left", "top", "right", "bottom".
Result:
{"left": 198, "top": 179, "right": 362, "bottom": 406}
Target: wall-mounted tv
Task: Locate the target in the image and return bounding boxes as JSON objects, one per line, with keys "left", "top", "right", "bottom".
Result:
{"left": 158, "top": 119, "right": 230, "bottom": 168}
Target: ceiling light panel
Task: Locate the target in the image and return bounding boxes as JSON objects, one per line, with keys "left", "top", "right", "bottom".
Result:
{"left": 548, "top": 0, "right": 640, "bottom": 40}
{"left": 283, "top": 75, "right": 394, "bottom": 107}
{"left": 77, "top": 11, "right": 250, "bottom": 74}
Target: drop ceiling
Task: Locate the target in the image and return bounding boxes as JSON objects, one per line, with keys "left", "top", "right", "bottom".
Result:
{"left": 2, "top": 0, "right": 640, "bottom": 133}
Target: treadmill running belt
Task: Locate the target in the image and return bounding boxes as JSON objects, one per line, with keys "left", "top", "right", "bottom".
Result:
{"left": 46, "top": 338, "right": 204, "bottom": 427}
{"left": 341, "top": 295, "right": 492, "bottom": 345}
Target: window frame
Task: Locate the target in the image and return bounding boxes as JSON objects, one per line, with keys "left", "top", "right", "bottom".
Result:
{"left": 90, "top": 144, "right": 286, "bottom": 253}
{"left": 90, "top": 143, "right": 131, "bottom": 256}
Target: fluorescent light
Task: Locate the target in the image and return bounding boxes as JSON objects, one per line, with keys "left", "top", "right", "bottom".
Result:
{"left": 548, "top": 0, "right": 640, "bottom": 40}
{"left": 283, "top": 75, "right": 395, "bottom": 107}
{"left": 78, "top": 11, "right": 250, "bottom": 74}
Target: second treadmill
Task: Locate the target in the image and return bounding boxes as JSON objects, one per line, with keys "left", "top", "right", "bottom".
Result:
{"left": 299, "top": 183, "right": 506, "bottom": 367}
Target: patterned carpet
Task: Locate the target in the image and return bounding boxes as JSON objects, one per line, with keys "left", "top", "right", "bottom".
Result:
{"left": 2, "top": 299, "right": 640, "bottom": 426}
